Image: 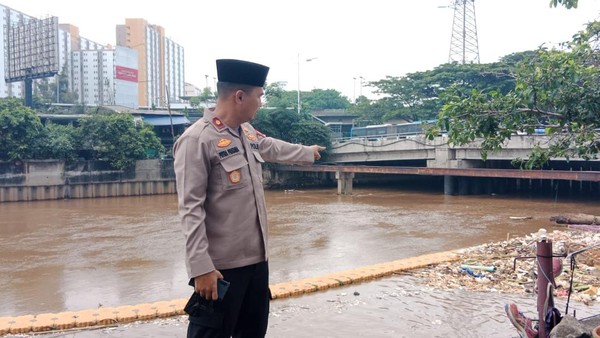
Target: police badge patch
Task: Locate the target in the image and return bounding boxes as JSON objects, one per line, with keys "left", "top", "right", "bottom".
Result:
{"left": 229, "top": 170, "right": 241, "bottom": 184}
{"left": 217, "top": 138, "right": 232, "bottom": 147}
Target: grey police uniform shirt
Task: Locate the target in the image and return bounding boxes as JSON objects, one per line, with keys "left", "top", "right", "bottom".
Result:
{"left": 173, "top": 109, "right": 315, "bottom": 279}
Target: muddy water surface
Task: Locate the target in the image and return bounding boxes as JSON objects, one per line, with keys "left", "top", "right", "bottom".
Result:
{"left": 1, "top": 188, "right": 598, "bottom": 331}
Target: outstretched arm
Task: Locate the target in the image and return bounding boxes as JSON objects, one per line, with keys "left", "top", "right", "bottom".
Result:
{"left": 259, "top": 137, "right": 324, "bottom": 164}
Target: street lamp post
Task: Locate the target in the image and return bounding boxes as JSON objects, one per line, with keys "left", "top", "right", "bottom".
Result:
{"left": 359, "top": 76, "right": 364, "bottom": 97}
{"left": 297, "top": 53, "right": 318, "bottom": 114}
{"left": 297, "top": 53, "right": 300, "bottom": 114}
{"left": 353, "top": 77, "right": 357, "bottom": 103}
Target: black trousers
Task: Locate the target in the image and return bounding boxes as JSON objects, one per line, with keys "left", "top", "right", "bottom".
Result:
{"left": 187, "top": 261, "right": 270, "bottom": 338}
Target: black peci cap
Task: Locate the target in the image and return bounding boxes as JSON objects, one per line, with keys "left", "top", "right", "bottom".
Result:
{"left": 216, "top": 59, "right": 269, "bottom": 87}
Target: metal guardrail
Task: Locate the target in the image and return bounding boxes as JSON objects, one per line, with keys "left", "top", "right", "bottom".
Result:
{"left": 332, "top": 132, "right": 423, "bottom": 144}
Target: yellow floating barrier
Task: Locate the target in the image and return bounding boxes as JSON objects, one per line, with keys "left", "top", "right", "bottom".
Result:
{"left": 0, "top": 250, "right": 460, "bottom": 335}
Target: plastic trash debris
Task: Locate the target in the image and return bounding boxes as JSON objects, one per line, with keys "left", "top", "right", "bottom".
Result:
{"left": 460, "top": 264, "right": 497, "bottom": 272}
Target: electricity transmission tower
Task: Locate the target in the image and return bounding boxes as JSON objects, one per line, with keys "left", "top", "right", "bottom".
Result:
{"left": 448, "top": 0, "right": 480, "bottom": 64}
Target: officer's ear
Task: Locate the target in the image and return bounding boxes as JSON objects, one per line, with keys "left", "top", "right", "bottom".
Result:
{"left": 235, "top": 90, "right": 245, "bottom": 104}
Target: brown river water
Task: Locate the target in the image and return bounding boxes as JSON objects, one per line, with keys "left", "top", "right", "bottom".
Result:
{"left": 1, "top": 187, "right": 599, "bottom": 337}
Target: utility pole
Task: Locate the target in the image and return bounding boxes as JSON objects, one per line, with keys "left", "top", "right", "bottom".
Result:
{"left": 165, "top": 85, "right": 175, "bottom": 143}
{"left": 359, "top": 76, "right": 364, "bottom": 97}
{"left": 297, "top": 53, "right": 301, "bottom": 114}
{"left": 297, "top": 54, "right": 318, "bottom": 114}
{"left": 353, "top": 77, "right": 356, "bottom": 103}
{"left": 56, "top": 74, "right": 59, "bottom": 103}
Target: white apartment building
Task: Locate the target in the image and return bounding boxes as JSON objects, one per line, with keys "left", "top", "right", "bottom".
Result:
{"left": 164, "top": 38, "right": 185, "bottom": 104}
{"left": 72, "top": 46, "right": 138, "bottom": 108}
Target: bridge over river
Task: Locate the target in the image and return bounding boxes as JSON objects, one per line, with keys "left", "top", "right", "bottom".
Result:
{"left": 279, "top": 134, "right": 600, "bottom": 195}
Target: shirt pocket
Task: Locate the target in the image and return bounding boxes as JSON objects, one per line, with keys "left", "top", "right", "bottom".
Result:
{"left": 219, "top": 154, "right": 250, "bottom": 190}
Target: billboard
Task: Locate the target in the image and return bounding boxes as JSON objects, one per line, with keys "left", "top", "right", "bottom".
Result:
{"left": 116, "top": 65, "right": 138, "bottom": 82}
{"left": 5, "top": 16, "right": 59, "bottom": 82}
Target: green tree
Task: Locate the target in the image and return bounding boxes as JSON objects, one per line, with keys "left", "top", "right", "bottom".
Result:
{"left": 264, "top": 82, "right": 351, "bottom": 113}
{"left": 199, "top": 87, "right": 216, "bottom": 106}
{"left": 36, "top": 122, "right": 80, "bottom": 162}
{"left": 301, "top": 89, "right": 351, "bottom": 112}
{"left": 289, "top": 121, "right": 332, "bottom": 155}
{"left": 34, "top": 78, "right": 54, "bottom": 108}
{"left": 0, "top": 98, "right": 44, "bottom": 161}
{"left": 550, "top": 0, "right": 578, "bottom": 8}
{"left": 348, "top": 96, "right": 390, "bottom": 126}
{"left": 264, "top": 82, "right": 296, "bottom": 109}
{"left": 78, "top": 113, "right": 164, "bottom": 169}
{"left": 252, "top": 108, "right": 302, "bottom": 141}
{"left": 33, "top": 67, "right": 78, "bottom": 108}
{"left": 369, "top": 60, "right": 518, "bottom": 123}
{"left": 252, "top": 108, "right": 331, "bottom": 159}
{"left": 139, "top": 123, "right": 166, "bottom": 158}
{"left": 432, "top": 21, "right": 600, "bottom": 168}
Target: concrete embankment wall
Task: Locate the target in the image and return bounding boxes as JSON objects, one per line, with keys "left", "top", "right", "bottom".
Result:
{"left": 0, "top": 160, "right": 176, "bottom": 203}
{"left": 0, "top": 160, "right": 334, "bottom": 203}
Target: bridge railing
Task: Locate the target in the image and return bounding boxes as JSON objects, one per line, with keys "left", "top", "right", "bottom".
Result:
{"left": 332, "top": 132, "right": 425, "bottom": 144}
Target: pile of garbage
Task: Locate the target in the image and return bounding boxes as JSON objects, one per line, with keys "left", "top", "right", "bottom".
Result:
{"left": 407, "top": 229, "right": 600, "bottom": 305}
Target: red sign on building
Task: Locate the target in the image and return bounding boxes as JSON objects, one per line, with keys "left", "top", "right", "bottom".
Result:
{"left": 116, "top": 66, "right": 138, "bottom": 82}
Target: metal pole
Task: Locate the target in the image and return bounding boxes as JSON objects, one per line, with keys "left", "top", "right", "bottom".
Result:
{"left": 297, "top": 53, "right": 300, "bottom": 114}
{"left": 24, "top": 79, "right": 33, "bottom": 108}
{"left": 56, "top": 75, "right": 59, "bottom": 103}
{"left": 537, "top": 237, "right": 554, "bottom": 338}
{"left": 165, "top": 85, "right": 175, "bottom": 143}
{"left": 359, "top": 76, "right": 364, "bottom": 97}
{"left": 353, "top": 77, "right": 356, "bottom": 103}
{"left": 462, "top": 0, "right": 466, "bottom": 64}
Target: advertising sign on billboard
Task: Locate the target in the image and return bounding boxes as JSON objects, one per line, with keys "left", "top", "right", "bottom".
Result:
{"left": 116, "top": 66, "right": 138, "bottom": 82}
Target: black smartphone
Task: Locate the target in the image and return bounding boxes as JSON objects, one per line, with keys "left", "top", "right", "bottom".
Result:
{"left": 217, "top": 279, "right": 230, "bottom": 300}
{"left": 186, "top": 278, "right": 230, "bottom": 300}
{"left": 184, "top": 279, "right": 231, "bottom": 316}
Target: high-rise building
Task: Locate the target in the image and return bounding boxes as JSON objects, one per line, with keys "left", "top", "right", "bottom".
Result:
{"left": 116, "top": 18, "right": 185, "bottom": 109}
{"left": 57, "top": 23, "right": 105, "bottom": 103}
{"left": 72, "top": 46, "right": 139, "bottom": 108}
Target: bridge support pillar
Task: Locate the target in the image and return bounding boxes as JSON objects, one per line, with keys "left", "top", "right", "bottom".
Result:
{"left": 458, "top": 177, "right": 470, "bottom": 195}
{"left": 336, "top": 171, "right": 354, "bottom": 195}
{"left": 444, "top": 176, "right": 456, "bottom": 195}
{"left": 471, "top": 178, "right": 483, "bottom": 195}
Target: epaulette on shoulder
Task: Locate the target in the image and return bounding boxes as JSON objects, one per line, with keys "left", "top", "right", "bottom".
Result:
{"left": 210, "top": 116, "right": 226, "bottom": 130}
{"left": 255, "top": 129, "right": 266, "bottom": 139}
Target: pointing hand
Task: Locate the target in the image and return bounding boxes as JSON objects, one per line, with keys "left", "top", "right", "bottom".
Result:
{"left": 311, "top": 145, "right": 326, "bottom": 160}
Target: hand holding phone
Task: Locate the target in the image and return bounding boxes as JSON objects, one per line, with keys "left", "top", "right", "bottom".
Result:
{"left": 217, "top": 279, "right": 230, "bottom": 300}
{"left": 184, "top": 278, "right": 230, "bottom": 316}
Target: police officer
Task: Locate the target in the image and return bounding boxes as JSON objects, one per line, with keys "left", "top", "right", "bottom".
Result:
{"left": 173, "top": 59, "right": 325, "bottom": 338}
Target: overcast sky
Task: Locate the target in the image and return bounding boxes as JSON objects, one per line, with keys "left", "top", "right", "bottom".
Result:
{"left": 3, "top": 0, "right": 600, "bottom": 100}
